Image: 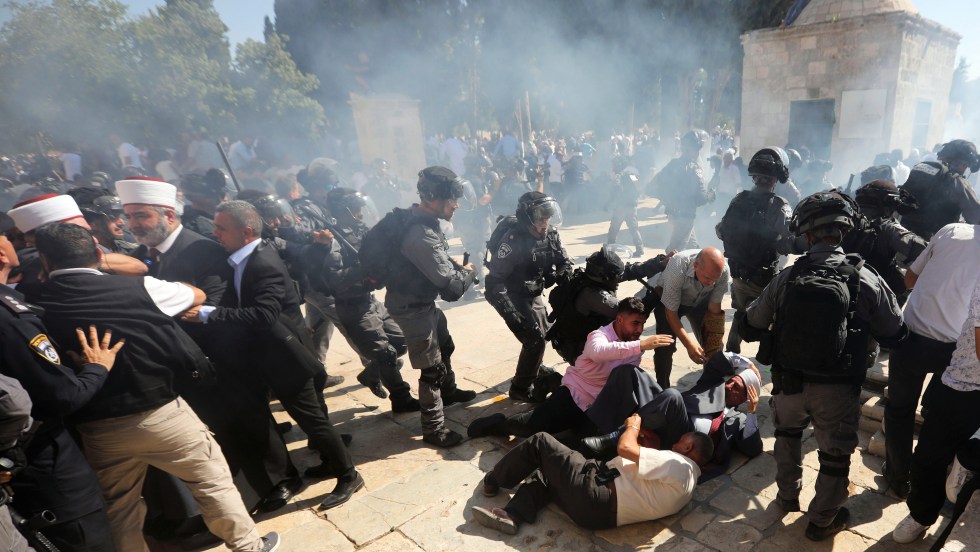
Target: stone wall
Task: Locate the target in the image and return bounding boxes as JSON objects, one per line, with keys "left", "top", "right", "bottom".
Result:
{"left": 741, "top": 11, "right": 958, "bottom": 182}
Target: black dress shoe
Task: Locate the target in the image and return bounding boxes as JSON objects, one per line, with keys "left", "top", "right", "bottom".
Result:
{"left": 578, "top": 430, "right": 622, "bottom": 460}
{"left": 258, "top": 483, "right": 294, "bottom": 512}
{"left": 318, "top": 471, "right": 365, "bottom": 510}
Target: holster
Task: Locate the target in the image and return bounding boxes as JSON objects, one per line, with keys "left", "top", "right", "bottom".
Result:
{"left": 771, "top": 369, "right": 803, "bottom": 396}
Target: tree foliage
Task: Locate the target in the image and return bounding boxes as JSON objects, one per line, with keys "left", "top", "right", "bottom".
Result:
{"left": 0, "top": 0, "right": 325, "bottom": 152}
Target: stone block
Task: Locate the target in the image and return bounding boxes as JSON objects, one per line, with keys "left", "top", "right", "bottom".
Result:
{"left": 279, "top": 521, "right": 355, "bottom": 552}
{"left": 595, "top": 521, "right": 678, "bottom": 549}
{"left": 357, "top": 531, "right": 424, "bottom": 552}
{"left": 868, "top": 430, "right": 886, "bottom": 457}
{"left": 709, "top": 486, "right": 785, "bottom": 531}
{"left": 801, "top": 36, "right": 817, "bottom": 49}
{"left": 695, "top": 517, "right": 764, "bottom": 552}
{"left": 861, "top": 396, "right": 885, "bottom": 421}
{"left": 679, "top": 504, "right": 717, "bottom": 534}
{"left": 858, "top": 415, "right": 881, "bottom": 434}
{"left": 808, "top": 61, "right": 827, "bottom": 76}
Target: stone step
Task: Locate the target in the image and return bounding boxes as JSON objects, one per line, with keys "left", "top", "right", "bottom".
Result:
{"left": 862, "top": 395, "right": 885, "bottom": 421}
{"left": 866, "top": 429, "right": 920, "bottom": 458}
{"left": 859, "top": 415, "right": 881, "bottom": 434}
{"left": 860, "top": 388, "right": 883, "bottom": 404}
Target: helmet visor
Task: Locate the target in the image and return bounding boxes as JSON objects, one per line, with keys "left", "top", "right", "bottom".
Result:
{"left": 255, "top": 197, "right": 296, "bottom": 229}
{"left": 456, "top": 179, "right": 478, "bottom": 211}
{"left": 528, "top": 198, "right": 562, "bottom": 229}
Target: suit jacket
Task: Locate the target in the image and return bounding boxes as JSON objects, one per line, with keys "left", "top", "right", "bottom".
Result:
{"left": 132, "top": 227, "right": 230, "bottom": 305}
{"left": 681, "top": 352, "right": 734, "bottom": 415}
{"left": 206, "top": 240, "right": 320, "bottom": 397}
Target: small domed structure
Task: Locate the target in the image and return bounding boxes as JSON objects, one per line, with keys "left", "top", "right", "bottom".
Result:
{"left": 795, "top": 0, "right": 918, "bottom": 27}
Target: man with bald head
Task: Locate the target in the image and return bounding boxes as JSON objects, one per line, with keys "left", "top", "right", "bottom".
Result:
{"left": 643, "top": 247, "right": 729, "bottom": 388}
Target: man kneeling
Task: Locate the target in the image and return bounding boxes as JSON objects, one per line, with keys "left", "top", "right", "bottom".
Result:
{"left": 470, "top": 415, "right": 712, "bottom": 534}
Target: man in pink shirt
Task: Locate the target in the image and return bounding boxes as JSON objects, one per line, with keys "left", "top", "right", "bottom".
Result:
{"left": 468, "top": 297, "right": 673, "bottom": 438}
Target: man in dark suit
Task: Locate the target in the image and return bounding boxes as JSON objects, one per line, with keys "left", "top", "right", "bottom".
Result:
{"left": 579, "top": 351, "right": 763, "bottom": 482}
{"left": 118, "top": 177, "right": 300, "bottom": 517}
{"left": 183, "top": 200, "right": 364, "bottom": 511}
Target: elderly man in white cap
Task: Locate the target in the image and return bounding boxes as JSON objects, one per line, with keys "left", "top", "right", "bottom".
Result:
{"left": 116, "top": 176, "right": 306, "bottom": 516}
{"left": 579, "top": 351, "right": 764, "bottom": 482}
{"left": 7, "top": 193, "right": 147, "bottom": 284}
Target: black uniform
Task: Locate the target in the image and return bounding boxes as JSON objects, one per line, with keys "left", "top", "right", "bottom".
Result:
{"left": 0, "top": 286, "right": 115, "bottom": 551}
{"left": 841, "top": 213, "right": 926, "bottom": 303}
{"left": 179, "top": 205, "right": 217, "bottom": 240}
{"left": 321, "top": 219, "right": 416, "bottom": 409}
{"left": 485, "top": 221, "right": 572, "bottom": 394}
{"left": 900, "top": 161, "right": 980, "bottom": 240}
{"left": 649, "top": 155, "right": 708, "bottom": 251}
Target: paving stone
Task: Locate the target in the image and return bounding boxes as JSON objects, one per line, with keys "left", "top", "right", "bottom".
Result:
{"left": 356, "top": 531, "right": 425, "bottom": 552}
{"left": 692, "top": 475, "right": 728, "bottom": 502}
{"left": 595, "top": 521, "right": 678, "bottom": 549}
{"left": 695, "top": 517, "right": 764, "bottom": 552}
{"left": 326, "top": 460, "right": 482, "bottom": 545}
{"left": 679, "top": 504, "right": 718, "bottom": 534}
{"left": 279, "top": 520, "right": 355, "bottom": 552}
{"left": 709, "top": 485, "right": 784, "bottom": 531}
{"left": 942, "top": 492, "right": 980, "bottom": 551}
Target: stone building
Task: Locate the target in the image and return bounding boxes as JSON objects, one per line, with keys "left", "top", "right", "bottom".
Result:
{"left": 740, "top": 0, "right": 960, "bottom": 181}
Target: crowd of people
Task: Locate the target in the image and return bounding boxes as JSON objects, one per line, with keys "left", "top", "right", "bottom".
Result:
{"left": 0, "top": 126, "right": 978, "bottom": 552}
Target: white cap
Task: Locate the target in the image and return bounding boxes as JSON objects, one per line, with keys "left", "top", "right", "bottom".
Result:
{"left": 8, "top": 194, "right": 84, "bottom": 232}
{"left": 735, "top": 364, "right": 762, "bottom": 399}
{"left": 116, "top": 176, "right": 177, "bottom": 209}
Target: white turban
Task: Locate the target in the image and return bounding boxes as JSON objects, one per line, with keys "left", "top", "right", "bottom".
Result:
{"left": 8, "top": 194, "right": 84, "bottom": 232}
{"left": 116, "top": 177, "right": 177, "bottom": 209}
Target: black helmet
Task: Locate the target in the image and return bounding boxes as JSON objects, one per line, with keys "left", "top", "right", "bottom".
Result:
{"left": 181, "top": 173, "right": 226, "bottom": 198}
{"left": 89, "top": 171, "right": 113, "bottom": 189}
{"left": 937, "top": 139, "right": 980, "bottom": 172}
{"left": 856, "top": 179, "right": 919, "bottom": 215}
{"left": 417, "top": 166, "right": 466, "bottom": 201}
{"left": 247, "top": 193, "right": 296, "bottom": 229}
{"left": 790, "top": 190, "right": 859, "bottom": 235}
{"left": 68, "top": 186, "right": 121, "bottom": 221}
{"left": 516, "top": 191, "right": 562, "bottom": 228}
{"left": 859, "top": 164, "right": 896, "bottom": 186}
{"left": 327, "top": 187, "right": 368, "bottom": 220}
{"left": 585, "top": 245, "right": 626, "bottom": 289}
{"left": 748, "top": 147, "right": 790, "bottom": 183}
{"left": 204, "top": 168, "right": 228, "bottom": 190}
{"left": 297, "top": 161, "right": 340, "bottom": 191}
{"left": 680, "top": 129, "right": 707, "bottom": 152}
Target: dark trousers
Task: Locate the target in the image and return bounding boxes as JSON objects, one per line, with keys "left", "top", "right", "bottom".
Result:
{"left": 586, "top": 364, "right": 663, "bottom": 434}
{"left": 491, "top": 433, "right": 617, "bottom": 529}
{"left": 501, "top": 386, "right": 594, "bottom": 438}
{"left": 636, "top": 388, "right": 691, "bottom": 449}
{"left": 505, "top": 295, "right": 549, "bottom": 389}
{"left": 907, "top": 382, "right": 980, "bottom": 525}
{"left": 883, "top": 332, "right": 956, "bottom": 485}
{"left": 336, "top": 297, "right": 412, "bottom": 401}
{"left": 42, "top": 507, "right": 116, "bottom": 552}
{"left": 278, "top": 376, "right": 354, "bottom": 476}
{"left": 653, "top": 301, "right": 707, "bottom": 389}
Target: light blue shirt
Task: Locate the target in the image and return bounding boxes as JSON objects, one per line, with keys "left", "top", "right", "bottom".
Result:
{"left": 199, "top": 239, "right": 262, "bottom": 322}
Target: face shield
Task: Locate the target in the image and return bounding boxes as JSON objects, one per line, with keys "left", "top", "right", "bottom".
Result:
{"left": 456, "top": 179, "right": 478, "bottom": 211}
{"left": 527, "top": 197, "right": 562, "bottom": 230}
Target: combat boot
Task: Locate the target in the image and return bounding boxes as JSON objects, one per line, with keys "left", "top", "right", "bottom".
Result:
{"left": 423, "top": 427, "right": 464, "bottom": 448}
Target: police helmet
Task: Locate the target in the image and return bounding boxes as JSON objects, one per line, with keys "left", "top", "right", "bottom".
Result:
{"left": 937, "top": 139, "right": 980, "bottom": 173}
{"left": 417, "top": 166, "right": 466, "bottom": 201}
{"left": 680, "top": 129, "right": 707, "bottom": 152}
{"left": 516, "top": 191, "right": 562, "bottom": 228}
{"left": 747, "top": 147, "right": 790, "bottom": 183}
{"left": 88, "top": 171, "right": 113, "bottom": 189}
{"left": 247, "top": 194, "right": 296, "bottom": 229}
{"left": 181, "top": 173, "right": 226, "bottom": 198}
{"left": 855, "top": 179, "right": 919, "bottom": 215}
{"left": 585, "top": 245, "right": 626, "bottom": 287}
{"left": 68, "top": 186, "right": 121, "bottom": 221}
{"left": 327, "top": 187, "right": 368, "bottom": 221}
{"left": 789, "top": 190, "right": 859, "bottom": 235}
{"left": 297, "top": 161, "right": 340, "bottom": 191}
{"left": 859, "top": 164, "right": 895, "bottom": 186}
{"left": 786, "top": 148, "right": 804, "bottom": 170}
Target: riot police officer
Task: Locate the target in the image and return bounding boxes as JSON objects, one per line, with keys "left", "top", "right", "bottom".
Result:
{"left": 323, "top": 188, "right": 420, "bottom": 412}
{"left": 716, "top": 147, "right": 806, "bottom": 353}
{"left": 385, "top": 166, "right": 477, "bottom": 447}
{"left": 485, "top": 192, "right": 573, "bottom": 401}
{"left": 69, "top": 186, "right": 138, "bottom": 254}
{"left": 491, "top": 157, "right": 534, "bottom": 216}
{"left": 648, "top": 130, "right": 711, "bottom": 251}
{"left": 842, "top": 179, "right": 926, "bottom": 305}
{"left": 900, "top": 139, "right": 980, "bottom": 240}
{"left": 456, "top": 153, "right": 497, "bottom": 297}
{"left": 179, "top": 169, "right": 228, "bottom": 239}
{"left": 738, "top": 191, "right": 906, "bottom": 541}
{"left": 547, "top": 245, "right": 671, "bottom": 365}
{"left": 362, "top": 158, "right": 404, "bottom": 215}
{"left": 606, "top": 170, "right": 644, "bottom": 256}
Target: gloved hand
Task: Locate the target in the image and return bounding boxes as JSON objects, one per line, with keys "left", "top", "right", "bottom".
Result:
{"left": 515, "top": 320, "right": 544, "bottom": 345}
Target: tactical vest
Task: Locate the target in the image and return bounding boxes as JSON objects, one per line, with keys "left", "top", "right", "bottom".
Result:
{"left": 385, "top": 213, "right": 447, "bottom": 300}
{"left": 546, "top": 270, "right": 613, "bottom": 364}
{"left": 840, "top": 216, "right": 905, "bottom": 294}
{"left": 900, "top": 162, "right": 961, "bottom": 239}
{"left": 717, "top": 190, "right": 784, "bottom": 284}
{"left": 498, "top": 228, "right": 566, "bottom": 296}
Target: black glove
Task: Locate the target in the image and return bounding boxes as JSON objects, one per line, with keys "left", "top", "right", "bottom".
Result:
{"left": 515, "top": 319, "right": 544, "bottom": 346}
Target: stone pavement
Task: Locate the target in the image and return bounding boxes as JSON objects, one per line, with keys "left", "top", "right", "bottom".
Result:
{"left": 172, "top": 199, "right": 960, "bottom": 551}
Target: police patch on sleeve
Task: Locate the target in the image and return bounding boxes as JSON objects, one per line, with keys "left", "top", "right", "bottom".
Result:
{"left": 29, "top": 334, "right": 60, "bottom": 364}
{"left": 497, "top": 243, "right": 512, "bottom": 259}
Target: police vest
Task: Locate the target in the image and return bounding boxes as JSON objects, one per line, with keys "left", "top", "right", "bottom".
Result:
{"left": 900, "top": 162, "right": 961, "bottom": 238}
{"left": 717, "top": 190, "right": 785, "bottom": 283}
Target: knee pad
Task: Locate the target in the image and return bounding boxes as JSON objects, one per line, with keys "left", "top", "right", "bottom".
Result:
{"left": 774, "top": 429, "right": 804, "bottom": 440}
{"left": 375, "top": 344, "right": 399, "bottom": 366}
{"left": 817, "top": 450, "right": 851, "bottom": 478}
{"left": 420, "top": 363, "right": 448, "bottom": 388}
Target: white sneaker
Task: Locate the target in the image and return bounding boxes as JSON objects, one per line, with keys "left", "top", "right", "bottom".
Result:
{"left": 892, "top": 514, "right": 928, "bottom": 544}
{"left": 946, "top": 456, "right": 977, "bottom": 503}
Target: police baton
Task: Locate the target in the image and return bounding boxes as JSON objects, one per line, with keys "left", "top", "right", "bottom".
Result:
{"left": 215, "top": 142, "right": 242, "bottom": 193}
